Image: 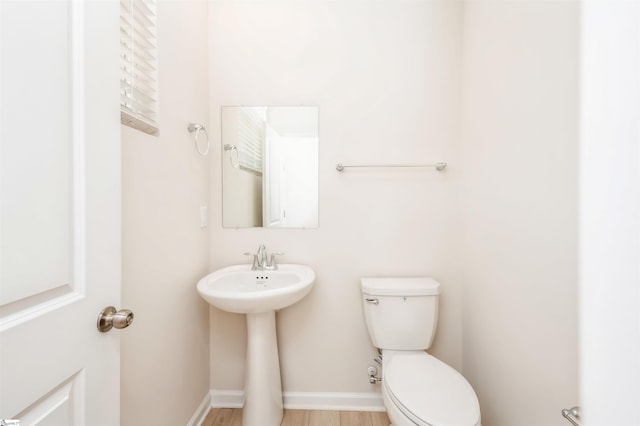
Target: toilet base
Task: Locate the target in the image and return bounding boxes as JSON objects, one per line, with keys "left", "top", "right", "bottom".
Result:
{"left": 383, "top": 386, "right": 482, "bottom": 426}
{"left": 382, "top": 384, "right": 419, "bottom": 426}
{"left": 379, "top": 350, "right": 482, "bottom": 426}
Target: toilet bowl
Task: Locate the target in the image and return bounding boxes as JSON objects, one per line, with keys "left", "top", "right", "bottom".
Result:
{"left": 361, "top": 278, "right": 481, "bottom": 426}
{"left": 381, "top": 351, "right": 480, "bottom": 426}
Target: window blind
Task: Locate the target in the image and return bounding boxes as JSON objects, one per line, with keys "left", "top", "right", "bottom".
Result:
{"left": 120, "top": 0, "right": 158, "bottom": 135}
{"left": 237, "top": 107, "right": 265, "bottom": 175}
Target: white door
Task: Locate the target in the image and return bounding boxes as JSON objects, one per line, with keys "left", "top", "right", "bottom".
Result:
{"left": 0, "top": 1, "right": 122, "bottom": 424}
{"left": 263, "top": 127, "right": 286, "bottom": 228}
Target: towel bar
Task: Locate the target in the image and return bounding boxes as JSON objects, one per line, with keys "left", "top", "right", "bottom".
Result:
{"left": 336, "top": 162, "right": 447, "bottom": 172}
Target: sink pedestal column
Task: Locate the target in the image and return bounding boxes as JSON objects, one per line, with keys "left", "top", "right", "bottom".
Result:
{"left": 243, "top": 311, "right": 283, "bottom": 426}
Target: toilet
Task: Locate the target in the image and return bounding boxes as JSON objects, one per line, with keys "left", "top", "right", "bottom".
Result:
{"left": 361, "top": 277, "right": 481, "bottom": 426}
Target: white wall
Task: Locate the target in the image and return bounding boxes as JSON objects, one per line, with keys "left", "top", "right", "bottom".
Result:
{"left": 115, "top": 1, "right": 640, "bottom": 424}
{"left": 120, "top": 1, "right": 211, "bottom": 425}
{"left": 208, "top": 0, "right": 464, "bottom": 403}
{"left": 580, "top": 2, "right": 640, "bottom": 425}
{"left": 460, "top": 1, "right": 579, "bottom": 425}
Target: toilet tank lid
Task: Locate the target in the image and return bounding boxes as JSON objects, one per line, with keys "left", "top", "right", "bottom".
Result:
{"left": 361, "top": 277, "right": 440, "bottom": 296}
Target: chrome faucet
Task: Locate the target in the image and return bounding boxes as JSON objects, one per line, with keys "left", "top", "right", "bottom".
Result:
{"left": 257, "top": 244, "right": 267, "bottom": 269}
{"left": 244, "top": 245, "right": 283, "bottom": 271}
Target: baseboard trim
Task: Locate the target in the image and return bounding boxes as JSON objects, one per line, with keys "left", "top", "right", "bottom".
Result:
{"left": 210, "top": 389, "right": 245, "bottom": 408}
{"left": 209, "top": 389, "right": 385, "bottom": 412}
{"left": 187, "top": 391, "right": 212, "bottom": 426}
{"left": 284, "top": 391, "right": 385, "bottom": 412}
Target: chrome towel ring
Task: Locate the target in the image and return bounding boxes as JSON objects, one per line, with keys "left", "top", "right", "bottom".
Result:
{"left": 187, "top": 122, "right": 210, "bottom": 156}
{"left": 224, "top": 144, "right": 240, "bottom": 168}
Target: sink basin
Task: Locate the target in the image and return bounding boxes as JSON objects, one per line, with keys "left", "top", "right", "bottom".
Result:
{"left": 197, "top": 263, "right": 315, "bottom": 426}
{"left": 197, "top": 264, "right": 315, "bottom": 314}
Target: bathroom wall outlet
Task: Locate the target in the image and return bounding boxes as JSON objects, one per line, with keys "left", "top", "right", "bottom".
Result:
{"left": 200, "top": 206, "right": 208, "bottom": 228}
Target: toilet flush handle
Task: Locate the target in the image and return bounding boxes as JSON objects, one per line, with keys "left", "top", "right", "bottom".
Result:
{"left": 365, "top": 298, "right": 379, "bottom": 305}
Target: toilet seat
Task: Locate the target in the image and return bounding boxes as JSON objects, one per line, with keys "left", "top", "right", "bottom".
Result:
{"left": 384, "top": 352, "right": 481, "bottom": 426}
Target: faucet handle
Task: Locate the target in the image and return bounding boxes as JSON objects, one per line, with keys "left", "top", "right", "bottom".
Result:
{"left": 244, "top": 252, "right": 259, "bottom": 270}
{"left": 266, "top": 252, "right": 284, "bottom": 270}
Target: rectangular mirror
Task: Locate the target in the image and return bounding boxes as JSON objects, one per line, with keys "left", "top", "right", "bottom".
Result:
{"left": 221, "top": 106, "right": 318, "bottom": 228}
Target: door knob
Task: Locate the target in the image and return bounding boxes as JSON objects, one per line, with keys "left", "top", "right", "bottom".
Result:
{"left": 97, "top": 306, "right": 134, "bottom": 332}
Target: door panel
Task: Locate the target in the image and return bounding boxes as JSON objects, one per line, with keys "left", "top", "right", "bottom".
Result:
{"left": 0, "top": 0, "right": 121, "bottom": 424}
{"left": 0, "top": 0, "right": 74, "bottom": 307}
{"left": 14, "top": 372, "right": 83, "bottom": 426}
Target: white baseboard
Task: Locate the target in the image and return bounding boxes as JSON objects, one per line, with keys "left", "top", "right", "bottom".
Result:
{"left": 187, "top": 391, "right": 213, "bottom": 426}
{"left": 284, "top": 391, "right": 385, "bottom": 412}
{"left": 210, "top": 389, "right": 245, "bottom": 408}
{"left": 208, "top": 389, "right": 385, "bottom": 412}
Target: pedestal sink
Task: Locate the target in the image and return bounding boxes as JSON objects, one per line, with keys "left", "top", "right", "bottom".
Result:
{"left": 197, "top": 264, "right": 315, "bottom": 426}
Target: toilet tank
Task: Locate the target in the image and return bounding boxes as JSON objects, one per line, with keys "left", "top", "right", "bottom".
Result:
{"left": 361, "top": 277, "right": 440, "bottom": 350}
